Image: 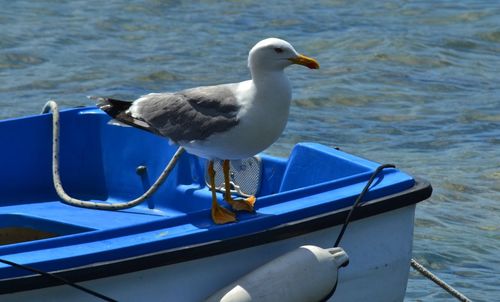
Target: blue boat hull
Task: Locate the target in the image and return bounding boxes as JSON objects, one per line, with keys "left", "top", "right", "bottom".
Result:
{"left": 0, "top": 107, "right": 431, "bottom": 300}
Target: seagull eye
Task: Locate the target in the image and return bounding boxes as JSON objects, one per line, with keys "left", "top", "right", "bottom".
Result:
{"left": 274, "top": 47, "right": 284, "bottom": 54}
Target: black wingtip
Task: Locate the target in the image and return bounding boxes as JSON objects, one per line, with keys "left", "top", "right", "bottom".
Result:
{"left": 94, "top": 97, "right": 161, "bottom": 136}
{"left": 95, "top": 97, "right": 133, "bottom": 119}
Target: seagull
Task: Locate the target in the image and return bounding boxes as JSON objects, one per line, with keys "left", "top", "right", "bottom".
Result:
{"left": 96, "top": 38, "right": 319, "bottom": 224}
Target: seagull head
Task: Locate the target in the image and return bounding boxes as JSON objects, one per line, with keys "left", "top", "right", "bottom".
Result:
{"left": 248, "top": 38, "right": 320, "bottom": 72}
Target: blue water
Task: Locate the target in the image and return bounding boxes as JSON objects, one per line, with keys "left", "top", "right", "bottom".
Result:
{"left": 0, "top": 1, "right": 498, "bottom": 300}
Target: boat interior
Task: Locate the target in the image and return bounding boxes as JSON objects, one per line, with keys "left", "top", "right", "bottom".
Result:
{"left": 0, "top": 108, "right": 412, "bottom": 246}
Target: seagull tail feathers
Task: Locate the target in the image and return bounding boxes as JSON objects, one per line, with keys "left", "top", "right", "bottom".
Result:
{"left": 94, "top": 97, "right": 161, "bottom": 136}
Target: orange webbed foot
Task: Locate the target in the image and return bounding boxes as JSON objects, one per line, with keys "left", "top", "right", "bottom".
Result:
{"left": 225, "top": 195, "right": 256, "bottom": 212}
{"left": 211, "top": 203, "right": 237, "bottom": 224}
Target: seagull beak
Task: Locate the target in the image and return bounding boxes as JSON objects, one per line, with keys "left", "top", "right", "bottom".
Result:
{"left": 289, "top": 54, "right": 320, "bottom": 69}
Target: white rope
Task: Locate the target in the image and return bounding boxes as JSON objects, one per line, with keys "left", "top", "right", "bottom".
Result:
{"left": 411, "top": 258, "right": 472, "bottom": 302}
{"left": 44, "top": 100, "right": 185, "bottom": 210}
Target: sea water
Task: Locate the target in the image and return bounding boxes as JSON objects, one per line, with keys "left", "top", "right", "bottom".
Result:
{"left": 0, "top": 1, "right": 498, "bottom": 301}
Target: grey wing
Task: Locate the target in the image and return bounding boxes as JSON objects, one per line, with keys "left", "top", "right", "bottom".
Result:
{"left": 134, "top": 85, "right": 241, "bottom": 142}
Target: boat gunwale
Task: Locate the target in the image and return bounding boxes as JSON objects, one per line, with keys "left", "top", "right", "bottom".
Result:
{"left": 0, "top": 179, "right": 432, "bottom": 294}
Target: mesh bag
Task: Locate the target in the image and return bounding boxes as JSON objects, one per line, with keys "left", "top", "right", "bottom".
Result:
{"left": 205, "top": 157, "right": 262, "bottom": 197}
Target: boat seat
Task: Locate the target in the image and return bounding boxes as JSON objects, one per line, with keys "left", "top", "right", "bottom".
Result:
{"left": 279, "top": 143, "right": 373, "bottom": 192}
{"left": 0, "top": 200, "right": 175, "bottom": 232}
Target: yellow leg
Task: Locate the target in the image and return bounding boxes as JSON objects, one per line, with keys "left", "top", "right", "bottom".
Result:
{"left": 223, "top": 160, "right": 256, "bottom": 212}
{"left": 208, "top": 161, "right": 236, "bottom": 224}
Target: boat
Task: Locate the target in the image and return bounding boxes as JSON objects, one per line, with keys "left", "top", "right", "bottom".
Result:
{"left": 0, "top": 106, "right": 432, "bottom": 301}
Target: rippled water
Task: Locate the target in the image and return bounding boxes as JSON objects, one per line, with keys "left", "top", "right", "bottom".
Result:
{"left": 1, "top": 1, "right": 498, "bottom": 300}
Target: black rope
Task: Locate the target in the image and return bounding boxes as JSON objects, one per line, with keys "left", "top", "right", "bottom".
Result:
{"left": 0, "top": 258, "right": 117, "bottom": 302}
{"left": 334, "top": 164, "right": 395, "bottom": 247}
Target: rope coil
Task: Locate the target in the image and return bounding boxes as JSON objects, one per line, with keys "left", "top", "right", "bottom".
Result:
{"left": 45, "top": 100, "right": 185, "bottom": 210}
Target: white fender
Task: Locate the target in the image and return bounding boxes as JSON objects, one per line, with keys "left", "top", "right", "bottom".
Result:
{"left": 206, "top": 245, "right": 349, "bottom": 302}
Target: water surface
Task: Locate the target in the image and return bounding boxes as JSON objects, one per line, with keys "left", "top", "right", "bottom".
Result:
{"left": 0, "top": 1, "right": 498, "bottom": 301}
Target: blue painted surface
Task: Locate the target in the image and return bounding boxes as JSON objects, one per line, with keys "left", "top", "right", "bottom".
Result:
{"left": 0, "top": 108, "right": 415, "bottom": 279}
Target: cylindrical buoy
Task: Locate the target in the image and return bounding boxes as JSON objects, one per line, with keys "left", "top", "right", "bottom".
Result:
{"left": 205, "top": 245, "right": 349, "bottom": 302}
